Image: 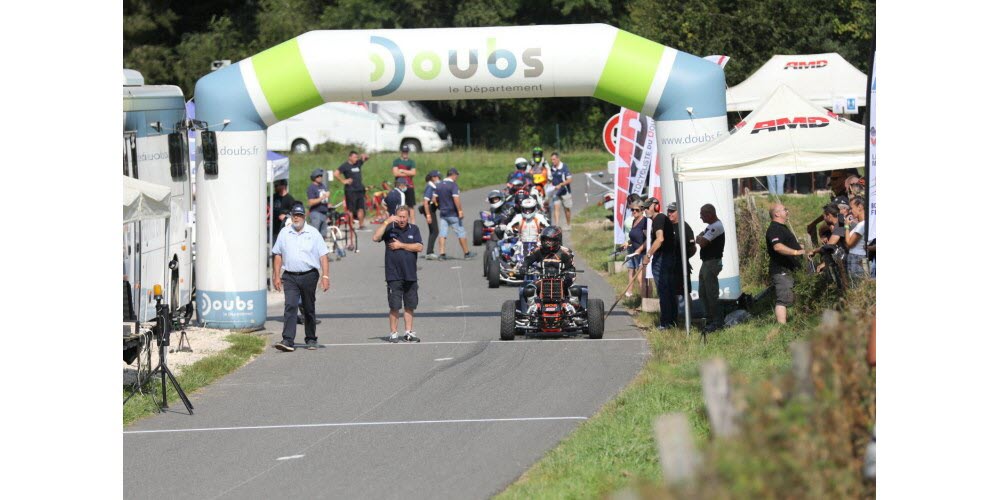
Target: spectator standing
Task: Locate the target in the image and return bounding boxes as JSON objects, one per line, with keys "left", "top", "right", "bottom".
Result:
{"left": 392, "top": 145, "right": 418, "bottom": 220}
{"left": 422, "top": 170, "right": 441, "bottom": 260}
{"left": 696, "top": 204, "right": 725, "bottom": 333}
{"left": 844, "top": 196, "right": 869, "bottom": 282}
{"left": 642, "top": 197, "right": 677, "bottom": 329}
{"left": 382, "top": 177, "right": 408, "bottom": 218}
{"left": 334, "top": 150, "right": 370, "bottom": 229}
{"left": 766, "top": 203, "right": 806, "bottom": 324}
{"left": 549, "top": 153, "right": 573, "bottom": 227}
{"left": 433, "top": 167, "right": 476, "bottom": 260}
{"left": 306, "top": 169, "right": 331, "bottom": 236}
{"left": 667, "top": 202, "right": 696, "bottom": 299}
{"left": 271, "top": 179, "right": 297, "bottom": 243}
{"left": 624, "top": 201, "right": 647, "bottom": 298}
{"left": 271, "top": 203, "right": 330, "bottom": 351}
{"left": 373, "top": 206, "right": 424, "bottom": 342}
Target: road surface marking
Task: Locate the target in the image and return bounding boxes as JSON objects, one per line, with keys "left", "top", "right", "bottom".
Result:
{"left": 455, "top": 305, "right": 471, "bottom": 309}
{"left": 434, "top": 357, "right": 454, "bottom": 361}
{"left": 450, "top": 266, "right": 462, "bottom": 269}
{"left": 276, "top": 455, "right": 304, "bottom": 461}
{"left": 124, "top": 417, "right": 589, "bottom": 435}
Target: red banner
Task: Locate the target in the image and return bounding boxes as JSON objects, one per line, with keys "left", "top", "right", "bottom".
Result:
{"left": 613, "top": 110, "right": 641, "bottom": 244}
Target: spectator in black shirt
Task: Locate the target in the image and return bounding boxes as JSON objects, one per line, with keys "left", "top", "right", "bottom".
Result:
{"left": 766, "top": 203, "right": 806, "bottom": 324}
{"left": 696, "top": 204, "right": 725, "bottom": 332}
{"left": 373, "top": 206, "right": 424, "bottom": 342}
{"left": 666, "top": 202, "right": 696, "bottom": 298}
{"left": 334, "top": 150, "right": 370, "bottom": 229}
{"left": 641, "top": 197, "right": 677, "bottom": 329}
{"left": 270, "top": 179, "right": 297, "bottom": 243}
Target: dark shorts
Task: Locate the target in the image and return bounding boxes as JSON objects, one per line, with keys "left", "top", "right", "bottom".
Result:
{"left": 772, "top": 272, "right": 794, "bottom": 307}
{"left": 404, "top": 188, "right": 416, "bottom": 207}
{"left": 387, "top": 280, "right": 418, "bottom": 311}
{"left": 346, "top": 191, "right": 366, "bottom": 213}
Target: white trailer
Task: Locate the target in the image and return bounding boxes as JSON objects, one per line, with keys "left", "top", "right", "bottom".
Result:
{"left": 123, "top": 70, "right": 195, "bottom": 322}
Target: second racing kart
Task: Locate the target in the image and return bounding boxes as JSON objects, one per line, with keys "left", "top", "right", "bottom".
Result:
{"left": 499, "top": 258, "right": 605, "bottom": 340}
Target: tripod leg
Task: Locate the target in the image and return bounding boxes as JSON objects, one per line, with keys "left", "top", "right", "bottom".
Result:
{"left": 164, "top": 366, "right": 194, "bottom": 414}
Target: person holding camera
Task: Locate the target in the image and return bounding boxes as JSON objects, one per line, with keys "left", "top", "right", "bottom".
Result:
{"left": 373, "top": 206, "right": 423, "bottom": 342}
{"left": 306, "top": 169, "right": 331, "bottom": 236}
{"left": 272, "top": 203, "right": 330, "bottom": 352}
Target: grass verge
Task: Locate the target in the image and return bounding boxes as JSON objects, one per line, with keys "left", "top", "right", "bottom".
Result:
{"left": 123, "top": 333, "right": 266, "bottom": 426}
{"left": 497, "top": 195, "right": 873, "bottom": 499}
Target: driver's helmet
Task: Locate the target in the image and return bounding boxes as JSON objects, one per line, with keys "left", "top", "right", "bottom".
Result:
{"left": 540, "top": 226, "right": 562, "bottom": 253}
{"left": 509, "top": 178, "right": 526, "bottom": 194}
{"left": 520, "top": 197, "right": 538, "bottom": 216}
{"left": 531, "top": 147, "right": 543, "bottom": 164}
{"left": 512, "top": 191, "right": 529, "bottom": 209}
{"left": 488, "top": 190, "right": 505, "bottom": 209}
{"left": 514, "top": 157, "right": 529, "bottom": 170}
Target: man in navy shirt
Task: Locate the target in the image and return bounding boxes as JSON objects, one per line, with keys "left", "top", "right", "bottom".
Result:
{"left": 373, "top": 206, "right": 423, "bottom": 342}
{"left": 382, "top": 177, "right": 408, "bottom": 218}
{"left": 549, "top": 152, "right": 573, "bottom": 226}
{"left": 422, "top": 170, "right": 441, "bottom": 259}
{"left": 433, "top": 167, "right": 475, "bottom": 260}
{"left": 306, "top": 168, "right": 330, "bottom": 236}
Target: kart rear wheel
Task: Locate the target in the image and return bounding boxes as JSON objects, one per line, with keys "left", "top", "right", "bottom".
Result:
{"left": 500, "top": 300, "right": 517, "bottom": 341}
{"left": 483, "top": 240, "right": 498, "bottom": 277}
{"left": 587, "top": 299, "right": 605, "bottom": 339}
{"left": 473, "top": 220, "right": 484, "bottom": 246}
{"left": 487, "top": 257, "right": 501, "bottom": 288}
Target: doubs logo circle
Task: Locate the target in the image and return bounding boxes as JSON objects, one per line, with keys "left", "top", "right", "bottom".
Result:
{"left": 200, "top": 294, "right": 255, "bottom": 316}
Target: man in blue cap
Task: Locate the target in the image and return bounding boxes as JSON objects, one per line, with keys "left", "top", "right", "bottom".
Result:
{"left": 433, "top": 167, "right": 475, "bottom": 260}
{"left": 382, "top": 177, "right": 409, "bottom": 219}
{"left": 306, "top": 168, "right": 330, "bottom": 236}
{"left": 271, "top": 202, "right": 330, "bottom": 351}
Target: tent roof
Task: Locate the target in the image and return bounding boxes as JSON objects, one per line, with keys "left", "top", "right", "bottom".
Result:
{"left": 674, "top": 84, "right": 865, "bottom": 182}
{"left": 726, "top": 53, "right": 867, "bottom": 112}
{"left": 267, "top": 150, "right": 289, "bottom": 181}
{"left": 123, "top": 175, "right": 171, "bottom": 223}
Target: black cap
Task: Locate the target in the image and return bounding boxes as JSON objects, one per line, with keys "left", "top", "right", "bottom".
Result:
{"left": 400, "top": 145, "right": 410, "bottom": 153}
{"left": 666, "top": 202, "right": 678, "bottom": 212}
{"left": 447, "top": 167, "right": 460, "bottom": 176}
{"left": 290, "top": 203, "right": 306, "bottom": 216}
{"left": 395, "top": 176, "right": 408, "bottom": 185}
{"left": 428, "top": 169, "right": 442, "bottom": 178}
{"left": 641, "top": 197, "right": 659, "bottom": 208}
{"left": 311, "top": 168, "right": 325, "bottom": 180}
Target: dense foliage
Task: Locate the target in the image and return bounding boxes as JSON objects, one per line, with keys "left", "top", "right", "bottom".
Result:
{"left": 124, "top": 0, "right": 874, "bottom": 149}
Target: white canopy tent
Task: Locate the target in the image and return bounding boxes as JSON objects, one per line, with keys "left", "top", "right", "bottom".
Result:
{"left": 671, "top": 84, "right": 865, "bottom": 336}
{"left": 123, "top": 175, "right": 171, "bottom": 223}
{"left": 726, "top": 53, "right": 868, "bottom": 112}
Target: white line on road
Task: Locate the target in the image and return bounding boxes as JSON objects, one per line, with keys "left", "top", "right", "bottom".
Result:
{"left": 450, "top": 266, "right": 462, "bottom": 269}
{"left": 276, "top": 455, "right": 304, "bottom": 461}
{"left": 313, "top": 338, "right": 645, "bottom": 347}
{"left": 455, "top": 305, "right": 471, "bottom": 309}
{"left": 434, "top": 357, "right": 454, "bottom": 361}
{"left": 124, "top": 417, "right": 588, "bottom": 435}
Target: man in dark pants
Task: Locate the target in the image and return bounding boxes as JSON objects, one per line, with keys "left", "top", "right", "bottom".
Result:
{"left": 666, "top": 202, "right": 696, "bottom": 301}
{"left": 392, "top": 145, "right": 417, "bottom": 220}
{"left": 766, "top": 202, "right": 806, "bottom": 324}
{"left": 373, "top": 206, "right": 423, "bottom": 342}
{"left": 306, "top": 168, "right": 330, "bottom": 236}
{"left": 641, "top": 197, "right": 677, "bottom": 329}
{"left": 696, "top": 203, "right": 725, "bottom": 332}
{"left": 271, "top": 203, "right": 330, "bottom": 351}
{"left": 422, "top": 170, "right": 441, "bottom": 259}
{"left": 270, "top": 179, "right": 297, "bottom": 243}
{"left": 334, "top": 150, "right": 370, "bottom": 229}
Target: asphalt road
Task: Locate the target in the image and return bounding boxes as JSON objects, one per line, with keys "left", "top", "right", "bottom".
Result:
{"left": 124, "top": 175, "right": 648, "bottom": 499}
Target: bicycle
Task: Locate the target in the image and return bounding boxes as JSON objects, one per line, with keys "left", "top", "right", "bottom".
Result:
{"left": 328, "top": 200, "right": 359, "bottom": 253}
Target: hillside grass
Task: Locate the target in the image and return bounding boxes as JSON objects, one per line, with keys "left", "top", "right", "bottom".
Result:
{"left": 496, "top": 194, "right": 874, "bottom": 499}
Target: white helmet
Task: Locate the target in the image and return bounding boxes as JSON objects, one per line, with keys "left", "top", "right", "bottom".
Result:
{"left": 520, "top": 197, "right": 538, "bottom": 216}
{"left": 514, "top": 157, "right": 529, "bottom": 170}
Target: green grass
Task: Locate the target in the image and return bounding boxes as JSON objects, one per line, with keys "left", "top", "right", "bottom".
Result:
{"left": 496, "top": 196, "right": 832, "bottom": 499}
{"left": 123, "top": 333, "right": 266, "bottom": 425}
{"left": 281, "top": 145, "right": 611, "bottom": 206}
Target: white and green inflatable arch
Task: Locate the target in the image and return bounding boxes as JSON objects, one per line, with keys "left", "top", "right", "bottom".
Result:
{"left": 194, "top": 24, "right": 738, "bottom": 329}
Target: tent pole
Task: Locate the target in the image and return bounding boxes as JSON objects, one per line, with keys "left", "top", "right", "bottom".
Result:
{"left": 678, "top": 182, "right": 691, "bottom": 337}
{"left": 268, "top": 173, "right": 273, "bottom": 292}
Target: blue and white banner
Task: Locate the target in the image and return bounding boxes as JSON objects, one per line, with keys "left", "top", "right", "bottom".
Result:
{"left": 867, "top": 56, "right": 876, "bottom": 245}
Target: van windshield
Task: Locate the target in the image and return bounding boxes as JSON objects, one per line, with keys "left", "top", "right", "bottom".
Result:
{"left": 378, "top": 101, "right": 436, "bottom": 124}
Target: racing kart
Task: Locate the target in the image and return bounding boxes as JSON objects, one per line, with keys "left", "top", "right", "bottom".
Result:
{"left": 485, "top": 236, "right": 536, "bottom": 289}
{"left": 473, "top": 210, "right": 497, "bottom": 246}
{"left": 499, "top": 259, "right": 605, "bottom": 340}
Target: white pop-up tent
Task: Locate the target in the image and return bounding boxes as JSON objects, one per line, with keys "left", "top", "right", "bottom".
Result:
{"left": 675, "top": 84, "right": 865, "bottom": 182}
{"left": 123, "top": 175, "right": 171, "bottom": 223}
{"left": 671, "top": 84, "right": 865, "bottom": 335}
{"left": 726, "top": 53, "right": 868, "bottom": 112}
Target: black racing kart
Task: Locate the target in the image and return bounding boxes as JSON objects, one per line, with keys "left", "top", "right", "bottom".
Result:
{"left": 499, "top": 259, "right": 605, "bottom": 340}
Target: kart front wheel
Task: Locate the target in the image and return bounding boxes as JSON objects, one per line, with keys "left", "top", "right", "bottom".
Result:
{"left": 488, "top": 257, "right": 501, "bottom": 288}
{"left": 587, "top": 299, "right": 605, "bottom": 339}
{"left": 500, "top": 300, "right": 517, "bottom": 341}
{"left": 473, "top": 220, "right": 484, "bottom": 246}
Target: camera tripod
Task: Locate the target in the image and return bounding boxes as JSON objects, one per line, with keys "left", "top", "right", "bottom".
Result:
{"left": 123, "top": 297, "right": 193, "bottom": 415}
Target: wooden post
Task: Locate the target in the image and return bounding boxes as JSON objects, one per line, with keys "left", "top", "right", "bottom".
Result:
{"left": 790, "top": 341, "right": 813, "bottom": 399}
{"left": 701, "top": 358, "right": 740, "bottom": 438}
{"left": 654, "top": 413, "right": 701, "bottom": 485}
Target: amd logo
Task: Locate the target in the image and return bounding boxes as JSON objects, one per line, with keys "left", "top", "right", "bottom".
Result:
{"left": 784, "top": 60, "right": 828, "bottom": 70}
{"left": 750, "top": 117, "right": 829, "bottom": 134}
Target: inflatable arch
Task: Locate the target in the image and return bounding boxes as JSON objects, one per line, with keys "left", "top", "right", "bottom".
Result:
{"left": 194, "top": 23, "right": 739, "bottom": 329}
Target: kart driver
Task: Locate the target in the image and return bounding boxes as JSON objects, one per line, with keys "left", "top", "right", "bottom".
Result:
{"left": 528, "top": 147, "right": 550, "bottom": 192}
{"left": 505, "top": 197, "right": 549, "bottom": 243}
{"left": 507, "top": 157, "right": 531, "bottom": 188}
{"left": 487, "top": 189, "right": 517, "bottom": 231}
{"left": 523, "top": 226, "right": 576, "bottom": 289}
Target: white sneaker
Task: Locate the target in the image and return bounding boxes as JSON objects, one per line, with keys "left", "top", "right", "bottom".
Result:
{"left": 389, "top": 332, "right": 399, "bottom": 342}
{"left": 403, "top": 331, "right": 421, "bottom": 342}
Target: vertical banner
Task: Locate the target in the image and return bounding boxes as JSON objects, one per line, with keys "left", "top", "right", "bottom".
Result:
{"left": 613, "top": 109, "right": 641, "bottom": 244}
{"left": 866, "top": 55, "right": 876, "bottom": 245}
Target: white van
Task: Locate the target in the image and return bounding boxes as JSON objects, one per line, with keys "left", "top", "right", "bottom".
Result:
{"left": 266, "top": 101, "right": 452, "bottom": 154}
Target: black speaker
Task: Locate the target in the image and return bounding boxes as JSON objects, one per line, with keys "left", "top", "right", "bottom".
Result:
{"left": 168, "top": 132, "right": 186, "bottom": 179}
{"left": 202, "top": 131, "right": 218, "bottom": 176}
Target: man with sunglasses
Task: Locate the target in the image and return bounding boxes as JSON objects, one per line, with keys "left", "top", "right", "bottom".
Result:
{"left": 642, "top": 197, "right": 677, "bottom": 329}
{"left": 271, "top": 202, "right": 330, "bottom": 351}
